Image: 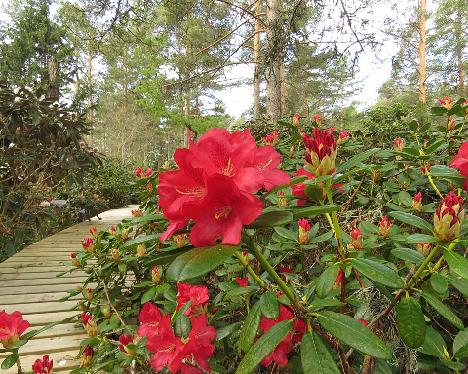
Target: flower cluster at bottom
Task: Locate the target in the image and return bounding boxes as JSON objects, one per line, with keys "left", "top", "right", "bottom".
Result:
{"left": 137, "top": 284, "right": 216, "bottom": 374}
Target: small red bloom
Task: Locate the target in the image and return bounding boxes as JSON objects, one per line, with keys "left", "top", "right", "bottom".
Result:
{"left": 358, "top": 318, "right": 369, "bottom": 327}
{"left": 176, "top": 283, "right": 209, "bottom": 316}
{"left": 298, "top": 218, "right": 311, "bottom": 244}
{"left": 412, "top": 192, "right": 423, "bottom": 211}
{"left": 350, "top": 227, "right": 362, "bottom": 241}
{"left": 88, "top": 227, "right": 97, "bottom": 236}
{"left": 83, "top": 346, "right": 93, "bottom": 356}
{"left": 69, "top": 252, "right": 77, "bottom": 259}
{"left": 312, "top": 114, "right": 321, "bottom": 124}
{"left": 450, "top": 142, "right": 468, "bottom": 191}
{"left": 136, "top": 167, "right": 143, "bottom": 177}
{"left": 349, "top": 227, "right": 363, "bottom": 250}
{"left": 235, "top": 277, "right": 248, "bottom": 287}
{"left": 262, "top": 131, "right": 279, "bottom": 145}
{"left": 277, "top": 265, "right": 293, "bottom": 274}
{"left": 292, "top": 113, "right": 301, "bottom": 127}
{"left": 119, "top": 334, "right": 133, "bottom": 352}
{"left": 378, "top": 216, "right": 393, "bottom": 237}
{"left": 338, "top": 131, "right": 349, "bottom": 144}
{"left": 434, "top": 191, "right": 464, "bottom": 241}
{"left": 438, "top": 95, "right": 453, "bottom": 110}
{"left": 0, "top": 310, "right": 30, "bottom": 349}
{"left": 421, "top": 164, "right": 430, "bottom": 174}
{"left": 81, "top": 312, "right": 91, "bottom": 326}
{"left": 144, "top": 168, "right": 153, "bottom": 177}
{"left": 393, "top": 138, "right": 404, "bottom": 152}
{"left": 292, "top": 168, "right": 315, "bottom": 206}
{"left": 81, "top": 238, "right": 94, "bottom": 253}
{"left": 32, "top": 354, "right": 53, "bottom": 374}
{"left": 335, "top": 268, "right": 344, "bottom": 286}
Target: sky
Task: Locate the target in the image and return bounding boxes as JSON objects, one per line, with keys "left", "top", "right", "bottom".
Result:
{"left": 0, "top": 1, "right": 426, "bottom": 119}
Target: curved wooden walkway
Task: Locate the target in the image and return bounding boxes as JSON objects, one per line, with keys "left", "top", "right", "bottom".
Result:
{"left": 0, "top": 207, "right": 135, "bottom": 373}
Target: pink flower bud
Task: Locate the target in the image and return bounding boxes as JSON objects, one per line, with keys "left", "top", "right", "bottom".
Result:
{"left": 135, "top": 167, "right": 143, "bottom": 177}
{"left": 438, "top": 96, "right": 453, "bottom": 110}
{"left": 144, "top": 168, "right": 153, "bottom": 177}
{"left": 235, "top": 277, "right": 248, "bottom": 287}
{"left": 298, "top": 218, "right": 311, "bottom": 244}
{"left": 393, "top": 138, "right": 404, "bottom": 152}
{"left": 337, "top": 131, "right": 349, "bottom": 144}
{"left": 412, "top": 192, "right": 423, "bottom": 211}
{"left": 32, "top": 355, "right": 53, "bottom": 374}
{"left": 378, "top": 216, "right": 393, "bottom": 237}
{"left": 292, "top": 113, "right": 301, "bottom": 127}
{"left": 312, "top": 114, "right": 321, "bottom": 124}
{"left": 434, "top": 191, "right": 464, "bottom": 241}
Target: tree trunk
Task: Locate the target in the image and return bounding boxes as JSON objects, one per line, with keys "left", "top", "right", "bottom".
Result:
{"left": 265, "top": 0, "right": 282, "bottom": 122}
{"left": 87, "top": 51, "right": 93, "bottom": 124}
{"left": 280, "top": 61, "right": 286, "bottom": 114}
{"left": 253, "top": 0, "right": 262, "bottom": 119}
{"left": 47, "top": 56, "right": 59, "bottom": 101}
{"left": 455, "top": 1, "right": 465, "bottom": 96}
{"left": 417, "top": 0, "right": 426, "bottom": 104}
{"left": 183, "top": 47, "right": 190, "bottom": 147}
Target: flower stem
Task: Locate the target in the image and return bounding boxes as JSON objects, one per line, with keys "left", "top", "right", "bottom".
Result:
{"left": 244, "top": 236, "right": 301, "bottom": 310}
{"left": 15, "top": 350, "right": 22, "bottom": 374}
{"left": 407, "top": 245, "right": 441, "bottom": 288}
{"left": 425, "top": 171, "right": 444, "bottom": 199}
{"left": 326, "top": 189, "right": 345, "bottom": 257}
{"left": 234, "top": 250, "right": 266, "bottom": 288}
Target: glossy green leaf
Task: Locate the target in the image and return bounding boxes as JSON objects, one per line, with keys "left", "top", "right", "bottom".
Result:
{"left": 236, "top": 319, "right": 293, "bottom": 374}
{"left": 120, "top": 234, "right": 160, "bottom": 249}
{"left": 317, "top": 311, "right": 391, "bottom": 359}
{"left": 396, "top": 296, "right": 426, "bottom": 348}
{"left": 351, "top": 258, "right": 404, "bottom": 288}
{"left": 406, "top": 234, "right": 438, "bottom": 244}
{"left": 308, "top": 230, "right": 334, "bottom": 244}
{"left": 430, "top": 273, "right": 448, "bottom": 294}
{"left": 391, "top": 247, "right": 424, "bottom": 265}
{"left": 141, "top": 286, "right": 157, "bottom": 303}
{"left": 421, "top": 292, "right": 464, "bottom": 329}
{"left": 453, "top": 329, "right": 468, "bottom": 359}
{"left": 444, "top": 250, "right": 468, "bottom": 280}
{"left": 308, "top": 298, "right": 344, "bottom": 311}
{"left": 247, "top": 208, "right": 293, "bottom": 228}
{"left": 419, "top": 326, "right": 447, "bottom": 357}
{"left": 448, "top": 275, "right": 468, "bottom": 297}
{"left": 166, "top": 245, "right": 237, "bottom": 282}
{"left": 238, "top": 302, "right": 261, "bottom": 353}
{"left": 388, "top": 211, "right": 433, "bottom": 233}
{"left": 224, "top": 286, "right": 258, "bottom": 301}
{"left": 316, "top": 263, "right": 339, "bottom": 298}
{"left": 337, "top": 148, "right": 380, "bottom": 172}
{"left": 1, "top": 353, "right": 18, "bottom": 370}
{"left": 259, "top": 291, "right": 280, "bottom": 319}
{"left": 398, "top": 191, "right": 412, "bottom": 206}
{"left": 293, "top": 205, "right": 339, "bottom": 220}
{"left": 301, "top": 332, "right": 340, "bottom": 374}
{"left": 274, "top": 227, "right": 297, "bottom": 241}
{"left": 216, "top": 322, "right": 243, "bottom": 342}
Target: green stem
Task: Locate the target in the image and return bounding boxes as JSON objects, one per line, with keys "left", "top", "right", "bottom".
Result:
{"left": 426, "top": 171, "right": 444, "bottom": 199}
{"left": 234, "top": 250, "right": 266, "bottom": 288}
{"left": 245, "top": 237, "right": 301, "bottom": 310}
{"left": 407, "top": 245, "right": 441, "bottom": 288}
{"left": 326, "top": 189, "right": 345, "bottom": 257}
{"left": 15, "top": 350, "right": 22, "bottom": 374}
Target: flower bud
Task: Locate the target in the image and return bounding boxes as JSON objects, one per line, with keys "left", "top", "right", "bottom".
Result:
{"left": 81, "top": 346, "right": 93, "bottom": 367}
{"left": 83, "top": 288, "right": 94, "bottom": 302}
{"left": 411, "top": 192, "right": 422, "bottom": 211}
{"left": 121, "top": 228, "right": 129, "bottom": 241}
{"left": 348, "top": 227, "right": 363, "bottom": 250}
{"left": 421, "top": 164, "right": 430, "bottom": 174}
{"left": 262, "top": 131, "right": 279, "bottom": 146}
{"left": 82, "top": 238, "right": 94, "bottom": 253}
{"left": 109, "top": 225, "right": 117, "bottom": 236}
{"left": 100, "top": 305, "right": 112, "bottom": 318}
{"left": 371, "top": 168, "right": 381, "bottom": 183}
{"left": 135, "top": 167, "right": 143, "bottom": 177}
{"left": 378, "top": 216, "right": 392, "bottom": 237}
{"left": 337, "top": 131, "right": 349, "bottom": 145}
{"left": 119, "top": 335, "right": 135, "bottom": 355}
{"left": 334, "top": 268, "right": 344, "bottom": 288}
{"left": 235, "top": 277, "right": 248, "bottom": 287}
{"left": 32, "top": 354, "right": 53, "bottom": 374}
{"left": 146, "top": 181, "right": 153, "bottom": 193}
{"left": 438, "top": 96, "right": 453, "bottom": 110}
{"left": 292, "top": 113, "right": 301, "bottom": 127}
{"left": 434, "top": 191, "right": 464, "bottom": 242}
{"left": 131, "top": 208, "right": 143, "bottom": 217}
{"left": 144, "top": 168, "right": 153, "bottom": 177}
{"left": 312, "top": 114, "right": 321, "bottom": 125}
{"left": 302, "top": 128, "right": 337, "bottom": 176}
{"left": 151, "top": 266, "right": 161, "bottom": 283}
{"left": 70, "top": 252, "right": 80, "bottom": 267}
{"left": 88, "top": 227, "right": 98, "bottom": 237}
{"left": 297, "top": 218, "right": 311, "bottom": 244}
{"left": 162, "top": 160, "right": 170, "bottom": 170}
{"left": 416, "top": 242, "right": 433, "bottom": 257}
{"left": 393, "top": 138, "right": 404, "bottom": 152}
{"left": 447, "top": 116, "right": 455, "bottom": 131}
{"left": 277, "top": 192, "right": 288, "bottom": 207}
{"left": 111, "top": 248, "right": 121, "bottom": 262}
{"left": 136, "top": 244, "right": 147, "bottom": 257}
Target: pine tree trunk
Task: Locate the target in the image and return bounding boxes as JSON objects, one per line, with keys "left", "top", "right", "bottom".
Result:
{"left": 280, "top": 61, "right": 286, "bottom": 114}
{"left": 417, "top": 0, "right": 426, "bottom": 104}
{"left": 183, "top": 47, "right": 190, "bottom": 147}
{"left": 87, "top": 51, "right": 93, "bottom": 123}
{"left": 265, "top": 0, "right": 282, "bottom": 122}
{"left": 47, "top": 56, "right": 59, "bottom": 101}
{"left": 253, "top": 0, "right": 262, "bottom": 119}
{"left": 455, "top": 1, "right": 465, "bottom": 95}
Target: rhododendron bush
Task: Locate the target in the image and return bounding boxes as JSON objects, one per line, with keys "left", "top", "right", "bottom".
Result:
{"left": 3, "top": 98, "right": 464, "bottom": 373}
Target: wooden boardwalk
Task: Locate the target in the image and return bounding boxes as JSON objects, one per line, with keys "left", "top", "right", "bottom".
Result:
{"left": 0, "top": 207, "right": 135, "bottom": 373}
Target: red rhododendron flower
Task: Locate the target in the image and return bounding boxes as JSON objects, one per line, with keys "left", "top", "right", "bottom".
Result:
{"left": 158, "top": 128, "right": 289, "bottom": 246}
{"left": 434, "top": 191, "right": 464, "bottom": 241}
{"left": 450, "top": 142, "right": 468, "bottom": 191}
{"left": 176, "top": 283, "right": 209, "bottom": 316}
{"left": 350, "top": 227, "right": 362, "bottom": 240}
{"left": 292, "top": 168, "right": 315, "bottom": 206}
{"left": 83, "top": 346, "right": 93, "bottom": 356}
{"left": 149, "top": 334, "right": 183, "bottom": 371}
{"left": 137, "top": 303, "right": 173, "bottom": 344}
{"left": 135, "top": 167, "right": 143, "bottom": 177}
{"left": 262, "top": 131, "right": 279, "bottom": 145}
{"left": 81, "top": 238, "right": 93, "bottom": 249}
{"left": 32, "top": 354, "right": 53, "bottom": 374}
{"left": 302, "top": 128, "right": 337, "bottom": 176}
{"left": 235, "top": 277, "right": 248, "bottom": 287}
{"left": 0, "top": 310, "right": 30, "bottom": 349}
{"left": 439, "top": 95, "right": 453, "bottom": 110}
{"left": 259, "top": 305, "right": 306, "bottom": 367}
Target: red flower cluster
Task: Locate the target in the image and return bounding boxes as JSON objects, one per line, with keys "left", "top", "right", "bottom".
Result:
{"left": 302, "top": 128, "right": 337, "bottom": 177}
{"left": 262, "top": 131, "right": 279, "bottom": 145}
{"left": 176, "top": 282, "right": 209, "bottom": 316}
{"left": 259, "top": 305, "right": 306, "bottom": 367}
{"left": 438, "top": 95, "right": 453, "bottom": 110}
{"left": 434, "top": 191, "right": 464, "bottom": 242}
{"left": 450, "top": 142, "right": 468, "bottom": 191}
{"left": 158, "top": 129, "right": 290, "bottom": 246}
{"left": 138, "top": 301, "right": 216, "bottom": 374}
{"left": 32, "top": 355, "right": 53, "bottom": 374}
{"left": 0, "top": 310, "right": 30, "bottom": 349}
{"left": 136, "top": 167, "right": 153, "bottom": 178}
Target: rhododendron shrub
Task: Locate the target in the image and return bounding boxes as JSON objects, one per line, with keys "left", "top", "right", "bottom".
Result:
{"left": 61, "top": 98, "right": 467, "bottom": 373}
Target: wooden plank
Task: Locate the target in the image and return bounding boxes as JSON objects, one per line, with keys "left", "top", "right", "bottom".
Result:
{"left": 0, "top": 265, "right": 71, "bottom": 274}
{"left": 0, "top": 283, "right": 92, "bottom": 296}
{"left": 22, "top": 311, "right": 78, "bottom": 326}
{"left": 1, "top": 300, "right": 78, "bottom": 315}
{"left": 0, "top": 272, "right": 84, "bottom": 281}
{"left": 2, "top": 277, "right": 86, "bottom": 288}
{"left": 1, "top": 292, "right": 81, "bottom": 304}
{"left": 0, "top": 350, "right": 80, "bottom": 374}
{"left": 27, "top": 323, "right": 83, "bottom": 339}
{"left": 0, "top": 335, "right": 84, "bottom": 356}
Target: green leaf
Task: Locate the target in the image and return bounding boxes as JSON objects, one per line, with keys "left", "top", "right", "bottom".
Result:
{"left": 430, "top": 106, "right": 448, "bottom": 115}
{"left": 304, "top": 184, "right": 326, "bottom": 202}
{"left": 406, "top": 234, "right": 438, "bottom": 244}
{"left": 1, "top": 353, "right": 18, "bottom": 370}
{"left": 350, "top": 258, "right": 404, "bottom": 288}
{"left": 396, "top": 296, "right": 426, "bottom": 348}
{"left": 453, "top": 329, "right": 468, "bottom": 359}
{"left": 421, "top": 291, "right": 464, "bottom": 329}
{"left": 274, "top": 227, "right": 297, "bottom": 241}
{"left": 308, "top": 231, "right": 334, "bottom": 244}
{"left": 223, "top": 285, "right": 258, "bottom": 301}
{"left": 175, "top": 314, "right": 191, "bottom": 339}
{"left": 301, "top": 332, "right": 340, "bottom": 374}
{"left": 120, "top": 234, "right": 160, "bottom": 249}
{"left": 259, "top": 291, "right": 280, "bottom": 319}
{"left": 247, "top": 208, "right": 293, "bottom": 228}
{"left": 236, "top": 319, "right": 293, "bottom": 374}
{"left": 121, "top": 214, "right": 164, "bottom": 226}
{"left": 398, "top": 191, "right": 413, "bottom": 206}
{"left": 448, "top": 275, "right": 468, "bottom": 297}
{"left": 430, "top": 273, "right": 448, "bottom": 294}
{"left": 166, "top": 245, "right": 237, "bottom": 282}
{"left": 238, "top": 302, "right": 261, "bottom": 353}
{"left": 141, "top": 286, "right": 158, "bottom": 304}
{"left": 216, "top": 322, "right": 243, "bottom": 341}
{"left": 444, "top": 250, "right": 468, "bottom": 280}
{"left": 316, "top": 264, "right": 339, "bottom": 298}
{"left": 317, "top": 311, "right": 391, "bottom": 359}
{"left": 388, "top": 211, "right": 433, "bottom": 233}
{"left": 337, "top": 148, "right": 380, "bottom": 172}
{"left": 293, "top": 205, "right": 339, "bottom": 220}
{"left": 430, "top": 165, "right": 465, "bottom": 182}
{"left": 391, "top": 247, "right": 424, "bottom": 265}
{"left": 308, "top": 298, "right": 344, "bottom": 311}
{"left": 419, "top": 326, "right": 447, "bottom": 357}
